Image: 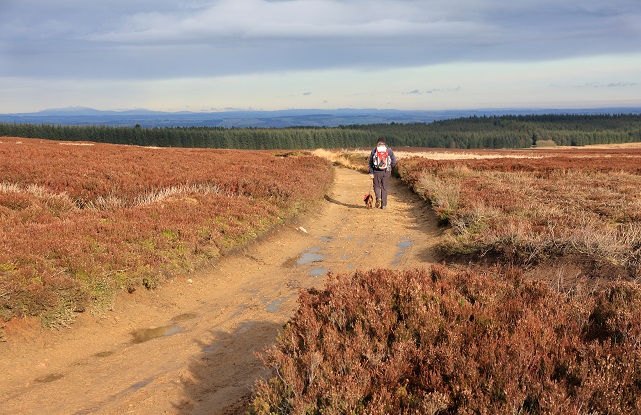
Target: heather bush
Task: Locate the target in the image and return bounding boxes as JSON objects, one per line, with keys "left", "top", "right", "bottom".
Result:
{"left": 396, "top": 153, "right": 641, "bottom": 275}
{"left": 0, "top": 138, "right": 334, "bottom": 325}
{"left": 251, "top": 267, "right": 641, "bottom": 414}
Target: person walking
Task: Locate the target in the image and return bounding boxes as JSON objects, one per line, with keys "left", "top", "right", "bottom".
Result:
{"left": 368, "top": 138, "right": 397, "bottom": 209}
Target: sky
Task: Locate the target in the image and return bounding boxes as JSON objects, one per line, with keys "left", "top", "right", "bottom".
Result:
{"left": 1, "top": 0, "right": 641, "bottom": 113}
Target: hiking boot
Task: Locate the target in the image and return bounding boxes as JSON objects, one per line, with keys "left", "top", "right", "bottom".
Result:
{"left": 381, "top": 205, "right": 386, "bottom": 210}
{"left": 375, "top": 198, "right": 381, "bottom": 209}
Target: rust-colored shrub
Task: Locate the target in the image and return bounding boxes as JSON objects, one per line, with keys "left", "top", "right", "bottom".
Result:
{"left": 251, "top": 267, "right": 641, "bottom": 414}
{"left": 0, "top": 137, "right": 334, "bottom": 325}
{"left": 396, "top": 150, "right": 641, "bottom": 277}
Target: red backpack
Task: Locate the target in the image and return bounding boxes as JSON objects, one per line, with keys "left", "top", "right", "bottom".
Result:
{"left": 373, "top": 146, "right": 390, "bottom": 170}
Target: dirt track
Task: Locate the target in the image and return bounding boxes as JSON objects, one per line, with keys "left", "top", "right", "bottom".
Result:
{"left": 0, "top": 167, "right": 441, "bottom": 415}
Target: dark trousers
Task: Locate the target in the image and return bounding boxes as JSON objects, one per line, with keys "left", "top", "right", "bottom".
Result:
{"left": 373, "top": 170, "right": 391, "bottom": 207}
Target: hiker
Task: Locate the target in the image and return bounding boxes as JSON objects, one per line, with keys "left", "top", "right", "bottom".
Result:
{"left": 368, "top": 138, "right": 397, "bottom": 209}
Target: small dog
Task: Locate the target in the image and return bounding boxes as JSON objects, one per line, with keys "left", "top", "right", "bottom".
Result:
{"left": 363, "top": 193, "right": 374, "bottom": 209}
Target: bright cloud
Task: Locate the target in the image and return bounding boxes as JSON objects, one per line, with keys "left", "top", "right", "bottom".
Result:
{"left": 1, "top": 0, "right": 640, "bottom": 112}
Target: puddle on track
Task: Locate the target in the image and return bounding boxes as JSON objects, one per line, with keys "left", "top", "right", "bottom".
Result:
{"left": 298, "top": 249, "right": 324, "bottom": 266}
{"left": 131, "top": 312, "right": 197, "bottom": 343}
{"left": 238, "top": 321, "right": 257, "bottom": 334}
{"left": 170, "top": 312, "right": 198, "bottom": 323}
{"left": 266, "top": 297, "right": 286, "bottom": 313}
{"left": 264, "top": 294, "right": 297, "bottom": 313}
{"left": 128, "top": 378, "right": 153, "bottom": 391}
{"left": 397, "top": 239, "right": 413, "bottom": 250}
{"left": 283, "top": 247, "right": 326, "bottom": 268}
{"left": 309, "top": 267, "right": 329, "bottom": 277}
{"left": 392, "top": 238, "right": 414, "bottom": 265}
{"left": 35, "top": 373, "right": 65, "bottom": 383}
{"left": 93, "top": 350, "right": 114, "bottom": 358}
{"left": 202, "top": 343, "right": 223, "bottom": 354}
{"left": 131, "top": 325, "right": 182, "bottom": 344}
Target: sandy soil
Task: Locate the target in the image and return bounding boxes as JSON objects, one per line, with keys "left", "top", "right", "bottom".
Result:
{"left": 0, "top": 167, "right": 441, "bottom": 415}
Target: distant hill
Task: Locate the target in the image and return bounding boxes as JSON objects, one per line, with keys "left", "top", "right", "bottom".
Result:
{"left": 1, "top": 107, "right": 640, "bottom": 128}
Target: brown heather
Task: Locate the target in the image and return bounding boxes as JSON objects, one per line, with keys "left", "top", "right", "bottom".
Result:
{"left": 252, "top": 147, "right": 641, "bottom": 414}
{"left": 251, "top": 267, "right": 641, "bottom": 414}
{"left": 396, "top": 149, "right": 641, "bottom": 277}
{"left": 0, "top": 137, "right": 333, "bottom": 326}
{"left": 5, "top": 141, "right": 641, "bottom": 411}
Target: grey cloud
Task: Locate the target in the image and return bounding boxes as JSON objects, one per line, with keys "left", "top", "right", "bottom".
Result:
{"left": 551, "top": 81, "right": 640, "bottom": 89}
{"left": 607, "top": 82, "right": 639, "bottom": 88}
{"left": 426, "top": 87, "right": 461, "bottom": 94}
{"left": 403, "top": 87, "right": 460, "bottom": 96}
{"left": 1, "top": 0, "right": 640, "bottom": 80}
{"left": 84, "top": 1, "right": 494, "bottom": 45}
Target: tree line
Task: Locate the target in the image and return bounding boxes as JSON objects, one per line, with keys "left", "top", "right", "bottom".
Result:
{"left": 1, "top": 113, "right": 640, "bottom": 149}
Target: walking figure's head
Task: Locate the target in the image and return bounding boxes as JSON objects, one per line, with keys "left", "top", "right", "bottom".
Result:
{"left": 377, "top": 138, "right": 386, "bottom": 146}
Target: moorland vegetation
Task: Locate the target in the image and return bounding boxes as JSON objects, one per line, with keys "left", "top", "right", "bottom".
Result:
{"left": 0, "top": 137, "right": 333, "bottom": 327}
{"left": 397, "top": 149, "right": 641, "bottom": 277}
{"left": 3, "top": 127, "right": 641, "bottom": 413}
{"left": 252, "top": 267, "right": 641, "bottom": 414}
{"left": 251, "top": 147, "right": 641, "bottom": 414}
